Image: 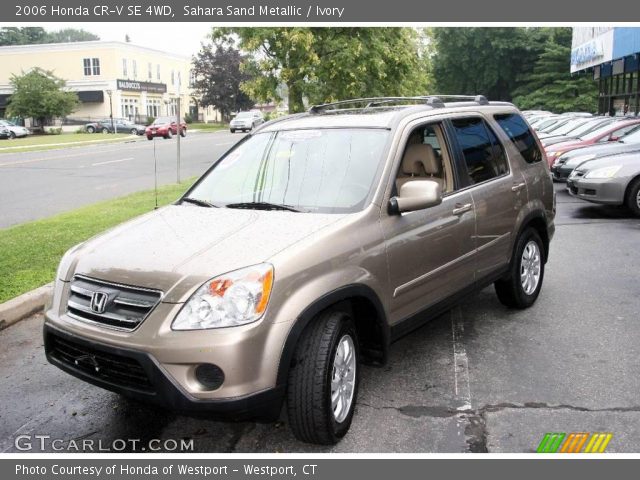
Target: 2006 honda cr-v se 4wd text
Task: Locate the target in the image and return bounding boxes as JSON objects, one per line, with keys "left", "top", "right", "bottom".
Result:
{"left": 44, "top": 96, "right": 555, "bottom": 445}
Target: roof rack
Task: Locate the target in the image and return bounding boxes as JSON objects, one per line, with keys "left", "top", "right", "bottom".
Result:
{"left": 308, "top": 95, "right": 489, "bottom": 114}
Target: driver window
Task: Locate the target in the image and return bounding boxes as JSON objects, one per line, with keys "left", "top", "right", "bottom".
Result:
{"left": 395, "top": 123, "right": 454, "bottom": 195}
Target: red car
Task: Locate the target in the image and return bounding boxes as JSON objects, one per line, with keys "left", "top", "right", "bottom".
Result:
{"left": 545, "top": 118, "right": 640, "bottom": 167}
{"left": 145, "top": 116, "right": 187, "bottom": 140}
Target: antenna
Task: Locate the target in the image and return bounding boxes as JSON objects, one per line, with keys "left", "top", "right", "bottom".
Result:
{"left": 153, "top": 137, "right": 158, "bottom": 209}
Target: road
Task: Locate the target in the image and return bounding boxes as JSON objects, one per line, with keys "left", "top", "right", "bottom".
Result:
{"left": 0, "top": 131, "right": 243, "bottom": 228}
{"left": 1, "top": 184, "right": 639, "bottom": 453}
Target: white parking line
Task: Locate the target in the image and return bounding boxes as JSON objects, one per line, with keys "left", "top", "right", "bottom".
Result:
{"left": 451, "top": 306, "right": 472, "bottom": 411}
{"left": 91, "top": 157, "right": 134, "bottom": 166}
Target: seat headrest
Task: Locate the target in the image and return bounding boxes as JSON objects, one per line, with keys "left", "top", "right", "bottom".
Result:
{"left": 401, "top": 144, "right": 440, "bottom": 176}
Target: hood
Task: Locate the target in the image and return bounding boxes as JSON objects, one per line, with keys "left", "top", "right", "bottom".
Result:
{"left": 65, "top": 205, "right": 346, "bottom": 301}
{"left": 575, "top": 152, "right": 640, "bottom": 172}
{"left": 546, "top": 139, "right": 583, "bottom": 152}
{"left": 562, "top": 141, "right": 640, "bottom": 163}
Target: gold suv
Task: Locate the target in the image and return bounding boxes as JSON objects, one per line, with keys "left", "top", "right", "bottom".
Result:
{"left": 44, "top": 96, "right": 555, "bottom": 444}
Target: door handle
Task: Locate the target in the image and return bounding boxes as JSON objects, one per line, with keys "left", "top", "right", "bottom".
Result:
{"left": 511, "top": 182, "right": 526, "bottom": 192}
{"left": 452, "top": 203, "right": 472, "bottom": 216}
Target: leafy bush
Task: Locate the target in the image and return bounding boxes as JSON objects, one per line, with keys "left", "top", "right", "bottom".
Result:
{"left": 184, "top": 113, "right": 193, "bottom": 124}
{"left": 47, "top": 127, "right": 63, "bottom": 135}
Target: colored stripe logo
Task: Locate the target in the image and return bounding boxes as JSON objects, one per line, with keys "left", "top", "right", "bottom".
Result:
{"left": 537, "top": 432, "right": 612, "bottom": 453}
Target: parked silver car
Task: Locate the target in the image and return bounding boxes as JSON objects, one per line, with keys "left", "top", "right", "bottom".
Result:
{"left": 0, "top": 119, "right": 29, "bottom": 139}
{"left": 230, "top": 111, "right": 264, "bottom": 133}
{"left": 567, "top": 153, "right": 640, "bottom": 216}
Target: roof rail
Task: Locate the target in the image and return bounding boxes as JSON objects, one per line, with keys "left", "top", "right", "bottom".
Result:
{"left": 308, "top": 95, "right": 489, "bottom": 113}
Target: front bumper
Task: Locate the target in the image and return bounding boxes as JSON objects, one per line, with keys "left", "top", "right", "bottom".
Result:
{"left": 43, "top": 322, "right": 284, "bottom": 420}
{"left": 566, "top": 175, "right": 625, "bottom": 205}
{"left": 551, "top": 164, "right": 573, "bottom": 182}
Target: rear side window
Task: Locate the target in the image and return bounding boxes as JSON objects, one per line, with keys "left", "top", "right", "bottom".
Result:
{"left": 451, "top": 117, "right": 509, "bottom": 185}
{"left": 494, "top": 113, "right": 543, "bottom": 164}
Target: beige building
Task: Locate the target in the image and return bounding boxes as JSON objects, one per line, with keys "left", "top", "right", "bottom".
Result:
{"left": 0, "top": 41, "right": 218, "bottom": 123}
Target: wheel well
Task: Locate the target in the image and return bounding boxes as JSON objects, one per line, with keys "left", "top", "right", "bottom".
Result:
{"left": 623, "top": 174, "right": 640, "bottom": 203}
{"left": 335, "top": 297, "right": 387, "bottom": 366}
{"left": 521, "top": 216, "right": 549, "bottom": 262}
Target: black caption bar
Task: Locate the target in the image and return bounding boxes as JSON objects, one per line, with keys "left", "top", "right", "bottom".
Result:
{"left": 2, "top": 0, "right": 640, "bottom": 22}
{"left": 3, "top": 459, "right": 640, "bottom": 480}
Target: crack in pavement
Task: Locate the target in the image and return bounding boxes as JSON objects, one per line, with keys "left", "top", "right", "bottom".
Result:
{"left": 357, "top": 400, "right": 640, "bottom": 453}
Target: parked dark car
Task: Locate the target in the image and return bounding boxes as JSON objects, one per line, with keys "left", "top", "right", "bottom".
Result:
{"left": 145, "top": 117, "right": 187, "bottom": 140}
{"left": 85, "top": 118, "right": 146, "bottom": 135}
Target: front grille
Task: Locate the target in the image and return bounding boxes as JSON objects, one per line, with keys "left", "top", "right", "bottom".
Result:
{"left": 48, "top": 334, "right": 154, "bottom": 392}
{"left": 67, "top": 276, "right": 162, "bottom": 331}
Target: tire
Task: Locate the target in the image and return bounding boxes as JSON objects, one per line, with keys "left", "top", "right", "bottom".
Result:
{"left": 180, "top": 128, "right": 186, "bottom": 138}
{"left": 130, "top": 128, "right": 137, "bottom": 135}
{"left": 101, "top": 127, "right": 109, "bottom": 134}
{"left": 9, "top": 131, "right": 16, "bottom": 139}
{"left": 146, "top": 135, "right": 153, "bottom": 141}
{"left": 165, "top": 129, "right": 173, "bottom": 139}
{"left": 287, "top": 310, "right": 360, "bottom": 445}
{"left": 86, "top": 126, "right": 95, "bottom": 133}
{"left": 230, "top": 129, "right": 235, "bottom": 133}
{"left": 495, "top": 228, "right": 545, "bottom": 309}
{"left": 624, "top": 177, "right": 640, "bottom": 217}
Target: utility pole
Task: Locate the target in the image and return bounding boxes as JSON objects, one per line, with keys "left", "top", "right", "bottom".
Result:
{"left": 176, "top": 91, "right": 181, "bottom": 183}
{"left": 106, "top": 89, "right": 114, "bottom": 134}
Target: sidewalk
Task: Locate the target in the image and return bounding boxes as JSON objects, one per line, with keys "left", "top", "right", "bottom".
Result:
{"left": 0, "top": 135, "right": 138, "bottom": 153}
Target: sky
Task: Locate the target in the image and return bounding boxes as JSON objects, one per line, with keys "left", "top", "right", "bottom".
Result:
{"left": 27, "top": 23, "right": 216, "bottom": 56}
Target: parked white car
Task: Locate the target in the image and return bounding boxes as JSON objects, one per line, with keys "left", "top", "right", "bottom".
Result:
{"left": 0, "top": 120, "right": 30, "bottom": 139}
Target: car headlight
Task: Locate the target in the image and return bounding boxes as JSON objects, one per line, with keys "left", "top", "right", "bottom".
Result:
{"left": 584, "top": 165, "right": 622, "bottom": 179}
{"left": 172, "top": 263, "right": 274, "bottom": 330}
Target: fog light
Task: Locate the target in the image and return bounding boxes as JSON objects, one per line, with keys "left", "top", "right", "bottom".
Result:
{"left": 195, "top": 364, "right": 225, "bottom": 390}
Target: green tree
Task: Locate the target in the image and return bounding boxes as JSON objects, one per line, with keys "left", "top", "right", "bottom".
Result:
{"left": 45, "top": 29, "right": 99, "bottom": 43}
{"left": 429, "top": 27, "right": 540, "bottom": 101}
{"left": 213, "top": 27, "right": 430, "bottom": 113}
{"left": 191, "top": 43, "right": 255, "bottom": 122}
{"left": 0, "top": 27, "right": 98, "bottom": 46}
{"left": 7, "top": 68, "right": 79, "bottom": 126}
{"left": 512, "top": 28, "right": 598, "bottom": 113}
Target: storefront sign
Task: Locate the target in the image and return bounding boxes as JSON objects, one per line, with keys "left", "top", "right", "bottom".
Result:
{"left": 117, "top": 79, "right": 167, "bottom": 94}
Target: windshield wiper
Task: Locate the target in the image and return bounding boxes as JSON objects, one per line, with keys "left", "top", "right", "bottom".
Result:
{"left": 181, "top": 197, "right": 218, "bottom": 208}
{"left": 225, "top": 201, "right": 303, "bottom": 212}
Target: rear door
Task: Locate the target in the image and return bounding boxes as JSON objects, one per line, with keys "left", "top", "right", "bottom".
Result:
{"left": 447, "top": 116, "right": 524, "bottom": 279}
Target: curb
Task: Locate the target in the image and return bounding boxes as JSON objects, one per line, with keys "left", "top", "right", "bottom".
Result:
{"left": 0, "top": 283, "right": 53, "bottom": 331}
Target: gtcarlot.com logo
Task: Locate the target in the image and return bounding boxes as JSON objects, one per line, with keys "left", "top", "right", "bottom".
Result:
{"left": 536, "top": 432, "right": 613, "bottom": 453}
{"left": 14, "top": 435, "right": 194, "bottom": 452}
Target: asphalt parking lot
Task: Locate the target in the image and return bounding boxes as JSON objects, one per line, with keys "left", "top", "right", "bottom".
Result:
{"left": 1, "top": 183, "right": 639, "bottom": 453}
{"left": 0, "top": 130, "right": 243, "bottom": 228}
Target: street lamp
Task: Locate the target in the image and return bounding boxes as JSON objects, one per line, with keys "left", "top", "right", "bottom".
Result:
{"left": 105, "top": 89, "right": 115, "bottom": 134}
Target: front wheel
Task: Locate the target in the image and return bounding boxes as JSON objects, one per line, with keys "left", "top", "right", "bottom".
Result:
{"left": 495, "top": 228, "right": 545, "bottom": 309}
{"left": 180, "top": 128, "right": 186, "bottom": 138}
{"left": 287, "top": 310, "right": 359, "bottom": 445}
{"left": 9, "top": 131, "right": 16, "bottom": 139}
{"left": 625, "top": 177, "right": 640, "bottom": 217}
{"left": 165, "top": 129, "right": 173, "bottom": 139}
{"left": 230, "top": 129, "right": 236, "bottom": 133}
{"left": 146, "top": 135, "right": 153, "bottom": 141}
{"left": 130, "top": 128, "right": 137, "bottom": 135}
{"left": 86, "top": 126, "right": 95, "bottom": 133}
{"left": 101, "top": 128, "right": 109, "bottom": 134}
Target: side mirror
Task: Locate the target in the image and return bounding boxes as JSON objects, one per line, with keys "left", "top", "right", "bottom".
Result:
{"left": 609, "top": 135, "right": 620, "bottom": 141}
{"left": 389, "top": 179, "right": 442, "bottom": 214}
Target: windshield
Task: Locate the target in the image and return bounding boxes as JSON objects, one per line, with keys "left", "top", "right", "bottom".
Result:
{"left": 152, "top": 117, "right": 173, "bottom": 125}
{"left": 548, "top": 119, "right": 589, "bottom": 135}
{"left": 0, "top": 120, "right": 15, "bottom": 126}
{"left": 567, "top": 119, "right": 613, "bottom": 137}
{"left": 620, "top": 126, "right": 640, "bottom": 143}
{"left": 185, "top": 129, "right": 389, "bottom": 213}
{"left": 235, "top": 112, "right": 252, "bottom": 119}
{"left": 580, "top": 122, "right": 629, "bottom": 141}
